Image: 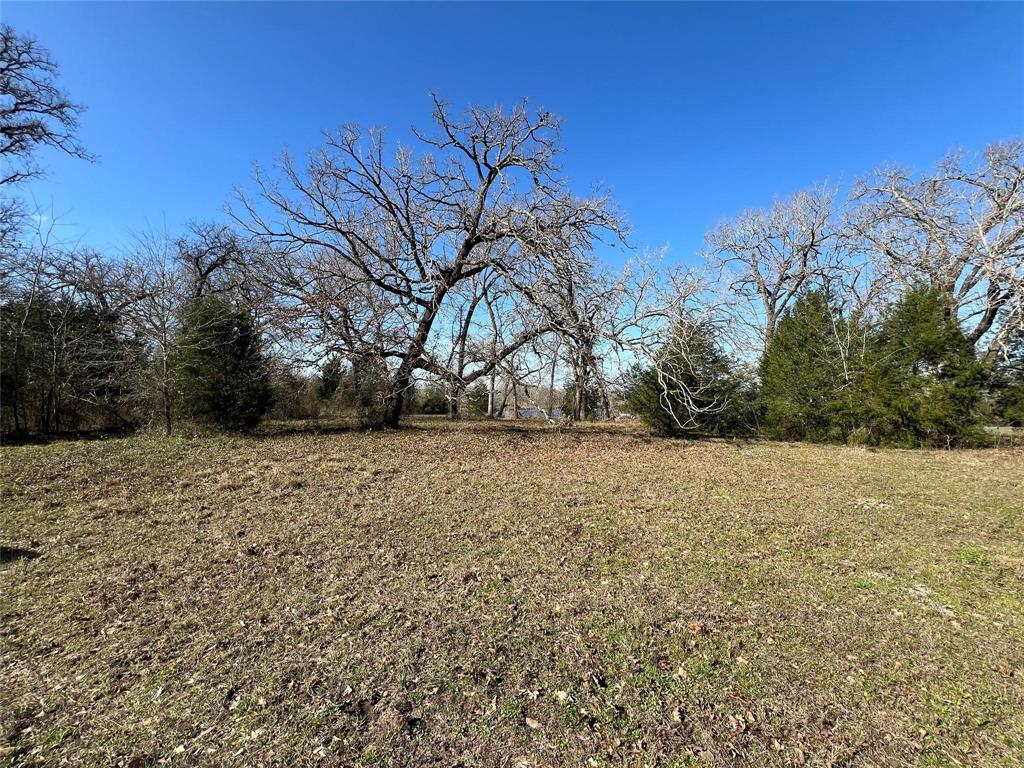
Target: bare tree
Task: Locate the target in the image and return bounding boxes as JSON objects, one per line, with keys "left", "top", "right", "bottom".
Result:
{"left": 176, "top": 222, "right": 244, "bottom": 300}
{"left": 235, "top": 95, "right": 622, "bottom": 426}
{"left": 1, "top": 216, "right": 61, "bottom": 432}
{"left": 550, "top": 270, "right": 618, "bottom": 421}
{"left": 499, "top": 242, "right": 621, "bottom": 420}
{"left": 849, "top": 140, "right": 1024, "bottom": 360}
{"left": 704, "top": 187, "right": 836, "bottom": 354}
{"left": 436, "top": 268, "right": 512, "bottom": 418}
{"left": 0, "top": 24, "right": 93, "bottom": 251}
{"left": 122, "top": 231, "right": 186, "bottom": 434}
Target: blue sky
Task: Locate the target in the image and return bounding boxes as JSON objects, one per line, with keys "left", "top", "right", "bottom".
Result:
{"left": 5, "top": 1, "right": 1023, "bottom": 266}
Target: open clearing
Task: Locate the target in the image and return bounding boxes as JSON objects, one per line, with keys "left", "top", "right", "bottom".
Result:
{"left": 1, "top": 421, "right": 1023, "bottom": 767}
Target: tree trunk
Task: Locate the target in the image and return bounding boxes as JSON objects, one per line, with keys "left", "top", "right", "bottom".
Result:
{"left": 763, "top": 311, "right": 777, "bottom": 352}
{"left": 447, "top": 387, "right": 462, "bottom": 420}
{"left": 600, "top": 381, "right": 612, "bottom": 420}
{"left": 499, "top": 377, "right": 510, "bottom": 418}
{"left": 382, "top": 389, "right": 405, "bottom": 428}
{"left": 548, "top": 344, "right": 558, "bottom": 417}
{"left": 382, "top": 365, "right": 414, "bottom": 428}
{"left": 162, "top": 384, "right": 172, "bottom": 435}
{"left": 572, "top": 350, "right": 588, "bottom": 421}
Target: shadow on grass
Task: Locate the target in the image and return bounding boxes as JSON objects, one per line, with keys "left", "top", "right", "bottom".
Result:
{"left": 254, "top": 419, "right": 378, "bottom": 439}
{"left": 0, "top": 425, "right": 136, "bottom": 447}
{"left": 256, "top": 416, "right": 762, "bottom": 445}
{"left": 1, "top": 415, "right": 771, "bottom": 450}
{"left": 0, "top": 545, "right": 39, "bottom": 564}
{"left": 256, "top": 415, "right": 531, "bottom": 439}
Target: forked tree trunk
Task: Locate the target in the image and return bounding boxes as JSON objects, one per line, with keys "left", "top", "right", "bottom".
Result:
{"left": 382, "top": 391, "right": 404, "bottom": 428}
{"left": 382, "top": 367, "right": 414, "bottom": 428}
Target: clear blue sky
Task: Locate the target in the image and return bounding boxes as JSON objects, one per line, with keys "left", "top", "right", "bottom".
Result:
{"left": 5, "top": 1, "right": 1023, "bottom": 266}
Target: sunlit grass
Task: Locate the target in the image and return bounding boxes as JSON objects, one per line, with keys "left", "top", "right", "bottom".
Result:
{"left": 1, "top": 420, "right": 1022, "bottom": 766}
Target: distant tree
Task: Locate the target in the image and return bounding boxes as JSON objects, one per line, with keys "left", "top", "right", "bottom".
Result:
{"left": 237, "top": 95, "right": 622, "bottom": 428}
{"left": 560, "top": 381, "right": 600, "bottom": 421}
{"left": 987, "top": 329, "right": 1024, "bottom": 426}
{"left": 268, "top": 365, "right": 318, "bottom": 420}
{"left": 1, "top": 295, "right": 141, "bottom": 434}
{"left": 625, "top": 320, "right": 750, "bottom": 437}
{"left": 318, "top": 355, "right": 344, "bottom": 402}
{"left": 465, "top": 381, "right": 490, "bottom": 417}
{"left": 520, "top": 263, "right": 624, "bottom": 421}
{"left": 704, "top": 188, "right": 836, "bottom": 353}
{"left": 860, "top": 286, "right": 983, "bottom": 447}
{"left": 417, "top": 385, "right": 449, "bottom": 415}
{"left": 759, "top": 290, "right": 860, "bottom": 442}
{"left": 122, "top": 232, "right": 186, "bottom": 435}
{"left": 331, "top": 355, "right": 389, "bottom": 424}
{"left": 849, "top": 141, "right": 1024, "bottom": 361}
{"left": 176, "top": 297, "right": 273, "bottom": 431}
{"left": 176, "top": 222, "right": 245, "bottom": 300}
{"left": 0, "top": 25, "right": 94, "bottom": 251}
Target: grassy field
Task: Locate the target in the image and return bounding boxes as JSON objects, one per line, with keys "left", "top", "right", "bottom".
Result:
{"left": 1, "top": 420, "right": 1022, "bottom": 767}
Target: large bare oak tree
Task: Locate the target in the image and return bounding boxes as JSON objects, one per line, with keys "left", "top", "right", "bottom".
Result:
{"left": 849, "top": 140, "right": 1024, "bottom": 360}
{"left": 703, "top": 188, "right": 836, "bottom": 354}
{"left": 235, "top": 95, "right": 622, "bottom": 426}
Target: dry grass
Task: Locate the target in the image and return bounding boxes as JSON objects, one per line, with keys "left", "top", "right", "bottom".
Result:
{"left": 1, "top": 420, "right": 1022, "bottom": 767}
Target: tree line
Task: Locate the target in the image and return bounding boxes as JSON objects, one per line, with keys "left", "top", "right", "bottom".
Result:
{"left": 1, "top": 24, "right": 1021, "bottom": 444}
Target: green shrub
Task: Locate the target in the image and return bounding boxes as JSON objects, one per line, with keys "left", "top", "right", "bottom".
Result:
{"left": 317, "top": 356, "right": 344, "bottom": 402}
{"left": 624, "top": 321, "right": 753, "bottom": 436}
{"left": 465, "top": 381, "right": 490, "bottom": 416}
{"left": 269, "top": 368, "right": 319, "bottom": 420}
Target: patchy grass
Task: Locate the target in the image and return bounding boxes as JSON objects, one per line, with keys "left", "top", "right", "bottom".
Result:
{"left": 1, "top": 420, "right": 1022, "bottom": 767}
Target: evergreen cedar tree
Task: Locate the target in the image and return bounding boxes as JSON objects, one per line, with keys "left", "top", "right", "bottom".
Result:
{"left": 759, "top": 290, "right": 857, "bottom": 443}
{"left": 859, "top": 286, "right": 984, "bottom": 447}
{"left": 630, "top": 287, "right": 988, "bottom": 447}
{"left": 317, "top": 356, "right": 344, "bottom": 402}
{"left": 177, "top": 297, "right": 274, "bottom": 432}
{"left": 757, "top": 286, "right": 984, "bottom": 446}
